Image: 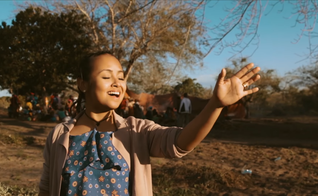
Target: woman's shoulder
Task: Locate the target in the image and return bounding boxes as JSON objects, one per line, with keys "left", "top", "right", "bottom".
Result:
{"left": 124, "top": 116, "right": 166, "bottom": 132}
{"left": 113, "top": 112, "right": 162, "bottom": 132}
{"left": 47, "top": 120, "right": 74, "bottom": 141}
{"left": 125, "top": 116, "right": 154, "bottom": 125}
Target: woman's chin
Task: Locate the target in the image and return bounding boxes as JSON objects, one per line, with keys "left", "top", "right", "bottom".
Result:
{"left": 90, "top": 104, "right": 117, "bottom": 112}
{"left": 104, "top": 104, "right": 120, "bottom": 111}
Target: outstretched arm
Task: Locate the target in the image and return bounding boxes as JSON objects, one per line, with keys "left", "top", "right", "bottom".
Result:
{"left": 176, "top": 63, "right": 261, "bottom": 151}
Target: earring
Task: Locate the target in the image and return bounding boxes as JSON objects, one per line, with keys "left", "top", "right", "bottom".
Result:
{"left": 83, "top": 90, "right": 86, "bottom": 93}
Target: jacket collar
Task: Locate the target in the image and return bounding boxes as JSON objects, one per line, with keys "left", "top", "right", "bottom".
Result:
{"left": 59, "top": 110, "right": 131, "bottom": 169}
{"left": 61, "top": 110, "right": 127, "bottom": 132}
{"left": 112, "top": 110, "right": 128, "bottom": 129}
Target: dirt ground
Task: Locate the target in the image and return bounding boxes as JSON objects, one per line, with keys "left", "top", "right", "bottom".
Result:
{"left": 0, "top": 110, "right": 318, "bottom": 195}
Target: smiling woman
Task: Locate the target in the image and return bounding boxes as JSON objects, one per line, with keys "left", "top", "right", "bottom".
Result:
{"left": 39, "top": 50, "right": 261, "bottom": 196}
{"left": 77, "top": 52, "right": 126, "bottom": 115}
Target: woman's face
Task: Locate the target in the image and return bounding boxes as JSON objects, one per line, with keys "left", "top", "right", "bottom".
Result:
{"left": 84, "top": 54, "right": 126, "bottom": 111}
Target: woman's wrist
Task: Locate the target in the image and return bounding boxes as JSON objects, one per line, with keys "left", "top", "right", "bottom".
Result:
{"left": 208, "top": 95, "right": 224, "bottom": 109}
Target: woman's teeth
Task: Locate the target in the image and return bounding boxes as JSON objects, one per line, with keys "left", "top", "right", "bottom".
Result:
{"left": 108, "top": 92, "right": 120, "bottom": 96}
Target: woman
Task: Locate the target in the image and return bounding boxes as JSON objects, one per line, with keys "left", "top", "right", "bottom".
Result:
{"left": 39, "top": 51, "right": 260, "bottom": 196}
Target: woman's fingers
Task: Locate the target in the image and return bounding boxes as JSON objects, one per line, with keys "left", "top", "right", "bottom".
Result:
{"left": 242, "top": 74, "right": 261, "bottom": 89}
{"left": 244, "top": 87, "right": 259, "bottom": 96}
{"left": 234, "top": 63, "right": 254, "bottom": 78}
{"left": 217, "top": 68, "right": 226, "bottom": 84}
{"left": 241, "top": 67, "right": 261, "bottom": 82}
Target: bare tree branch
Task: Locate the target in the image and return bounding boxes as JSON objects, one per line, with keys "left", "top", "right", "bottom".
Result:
{"left": 203, "top": 0, "right": 253, "bottom": 58}
{"left": 104, "top": 0, "right": 116, "bottom": 52}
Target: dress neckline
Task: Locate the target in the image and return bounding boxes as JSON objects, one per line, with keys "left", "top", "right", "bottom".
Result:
{"left": 69, "top": 128, "right": 114, "bottom": 137}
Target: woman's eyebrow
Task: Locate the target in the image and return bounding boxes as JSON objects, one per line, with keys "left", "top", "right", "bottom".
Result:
{"left": 98, "top": 69, "right": 124, "bottom": 74}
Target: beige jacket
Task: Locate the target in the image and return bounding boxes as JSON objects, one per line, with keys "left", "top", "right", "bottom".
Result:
{"left": 39, "top": 111, "right": 191, "bottom": 196}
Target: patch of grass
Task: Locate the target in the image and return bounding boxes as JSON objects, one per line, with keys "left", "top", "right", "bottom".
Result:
{"left": 0, "top": 183, "right": 38, "bottom": 196}
{"left": 0, "top": 133, "right": 24, "bottom": 145}
{"left": 152, "top": 163, "right": 251, "bottom": 196}
{"left": 16, "top": 149, "right": 29, "bottom": 160}
{"left": 23, "top": 137, "right": 35, "bottom": 145}
{"left": 0, "top": 132, "right": 35, "bottom": 146}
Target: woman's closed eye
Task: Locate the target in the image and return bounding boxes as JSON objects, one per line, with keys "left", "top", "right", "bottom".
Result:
{"left": 102, "top": 76, "right": 124, "bottom": 81}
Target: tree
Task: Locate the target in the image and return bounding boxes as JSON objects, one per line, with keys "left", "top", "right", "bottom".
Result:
{"left": 173, "top": 78, "right": 205, "bottom": 97}
{"left": 23, "top": 0, "right": 207, "bottom": 92}
{"left": 24, "top": 0, "right": 318, "bottom": 70}
{"left": 17, "top": 0, "right": 317, "bottom": 95}
{"left": 0, "top": 7, "right": 92, "bottom": 95}
{"left": 285, "top": 62, "right": 318, "bottom": 112}
{"left": 254, "top": 69, "right": 281, "bottom": 106}
{"left": 291, "top": 63, "right": 318, "bottom": 88}
{"left": 127, "top": 57, "right": 184, "bottom": 94}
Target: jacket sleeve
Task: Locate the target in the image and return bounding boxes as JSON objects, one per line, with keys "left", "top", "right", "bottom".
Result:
{"left": 134, "top": 118, "right": 192, "bottom": 158}
{"left": 39, "top": 129, "right": 54, "bottom": 193}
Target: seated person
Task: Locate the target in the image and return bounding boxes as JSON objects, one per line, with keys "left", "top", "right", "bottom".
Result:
{"left": 56, "top": 107, "right": 67, "bottom": 122}
{"left": 26, "top": 101, "right": 33, "bottom": 110}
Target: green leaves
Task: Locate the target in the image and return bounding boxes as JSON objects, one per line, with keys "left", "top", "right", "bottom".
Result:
{"left": 0, "top": 7, "right": 92, "bottom": 95}
{"left": 174, "top": 78, "right": 205, "bottom": 97}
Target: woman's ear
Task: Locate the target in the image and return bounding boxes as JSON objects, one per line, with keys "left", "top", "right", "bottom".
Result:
{"left": 77, "top": 78, "right": 87, "bottom": 93}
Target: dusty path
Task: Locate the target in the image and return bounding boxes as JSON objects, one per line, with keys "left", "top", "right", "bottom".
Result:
{"left": 0, "top": 114, "right": 318, "bottom": 195}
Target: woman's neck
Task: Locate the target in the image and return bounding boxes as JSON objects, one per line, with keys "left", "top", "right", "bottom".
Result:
{"left": 84, "top": 109, "right": 113, "bottom": 122}
{"left": 71, "top": 109, "right": 116, "bottom": 135}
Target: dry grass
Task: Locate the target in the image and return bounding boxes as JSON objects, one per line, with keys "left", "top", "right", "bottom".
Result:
{"left": 0, "top": 132, "right": 36, "bottom": 146}
{"left": 0, "top": 183, "right": 38, "bottom": 196}
{"left": 152, "top": 164, "right": 251, "bottom": 195}
{"left": 1, "top": 116, "right": 318, "bottom": 195}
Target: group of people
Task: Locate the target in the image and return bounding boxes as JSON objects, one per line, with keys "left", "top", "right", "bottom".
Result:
{"left": 9, "top": 89, "right": 193, "bottom": 126}
{"left": 38, "top": 94, "right": 77, "bottom": 122}
{"left": 37, "top": 51, "right": 260, "bottom": 196}
{"left": 23, "top": 93, "right": 41, "bottom": 121}
{"left": 47, "top": 94, "right": 76, "bottom": 122}
{"left": 115, "top": 92, "right": 193, "bottom": 127}
{"left": 8, "top": 92, "right": 77, "bottom": 123}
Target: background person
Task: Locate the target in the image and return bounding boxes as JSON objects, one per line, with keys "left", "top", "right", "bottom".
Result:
{"left": 178, "top": 93, "right": 192, "bottom": 127}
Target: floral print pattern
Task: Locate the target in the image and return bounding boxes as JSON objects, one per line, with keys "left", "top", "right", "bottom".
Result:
{"left": 62, "top": 129, "right": 129, "bottom": 196}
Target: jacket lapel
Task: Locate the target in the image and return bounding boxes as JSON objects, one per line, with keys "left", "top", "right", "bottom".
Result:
{"left": 58, "top": 118, "right": 76, "bottom": 149}
{"left": 113, "top": 111, "right": 132, "bottom": 170}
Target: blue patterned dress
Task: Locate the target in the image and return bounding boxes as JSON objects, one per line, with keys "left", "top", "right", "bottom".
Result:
{"left": 62, "top": 129, "right": 130, "bottom": 196}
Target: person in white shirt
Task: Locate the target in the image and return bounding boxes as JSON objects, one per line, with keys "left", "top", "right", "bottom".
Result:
{"left": 179, "top": 93, "right": 192, "bottom": 127}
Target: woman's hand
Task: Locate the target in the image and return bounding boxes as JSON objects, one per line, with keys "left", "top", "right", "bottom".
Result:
{"left": 212, "top": 63, "right": 261, "bottom": 108}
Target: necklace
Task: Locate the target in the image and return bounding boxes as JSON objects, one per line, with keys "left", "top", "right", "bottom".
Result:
{"left": 84, "top": 111, "right": 111, "bottom": 127}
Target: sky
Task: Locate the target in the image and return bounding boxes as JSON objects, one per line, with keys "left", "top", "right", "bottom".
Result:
{"left": 0, "top": 0, "right": 315, "bottom": 96}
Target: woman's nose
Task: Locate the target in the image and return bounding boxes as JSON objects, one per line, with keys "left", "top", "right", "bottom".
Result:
{"left": 111, "top": 78, "right": 120, "bottom": 87}
{"left": 112, "top": 83, "right": 118, "bottom": 87}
